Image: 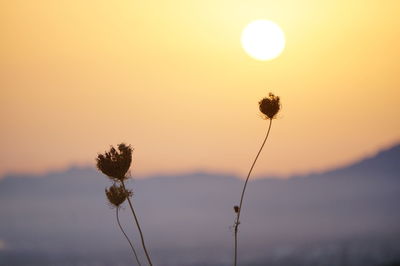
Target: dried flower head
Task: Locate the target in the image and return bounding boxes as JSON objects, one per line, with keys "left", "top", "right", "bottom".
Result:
{"left": 96, "top": 143, "right": 133, "bottom": 181}
{"left": 105, "top": 183, "right": 132, "bottom": 208}
{"left": 234, "top": 205, "right": 240, "bottom": 213}
{"left": 259, "top": 93, "right": 281, "bottom": 119}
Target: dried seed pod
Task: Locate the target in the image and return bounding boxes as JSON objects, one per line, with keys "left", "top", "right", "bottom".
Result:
{"left": 96, "top": 143, "right": 133, "bottom": 181}
{"left": 105, "top": 183, "right": 132, "bottom": 208}
{"left": 259, "top": 93, "right": 281, "bottom": 119}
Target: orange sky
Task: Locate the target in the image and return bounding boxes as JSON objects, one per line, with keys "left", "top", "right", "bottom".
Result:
{"left": 1, "top": 1, "right": 399, "bottom": 178}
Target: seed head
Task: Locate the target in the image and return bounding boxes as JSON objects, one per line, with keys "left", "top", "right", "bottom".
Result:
{"left": 234, "top": 205, "right": 240, "bottom": 213}
{"left": 105, "top": 183, "right": 132, "bottom": 208}
{"left": 259, "top": 93, "right": 281, "bottom": 119}
{"left": 96, "top": 143, "right": 133, "bottom": 181}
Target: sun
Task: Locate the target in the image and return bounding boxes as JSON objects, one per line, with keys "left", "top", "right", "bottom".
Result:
{"left": 241, "top": 20, "right": 286, "bottom": 61}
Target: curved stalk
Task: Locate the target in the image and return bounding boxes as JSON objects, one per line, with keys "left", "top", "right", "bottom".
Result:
{"left": 121, "top": 181, "right": 153, "bottom": 266}
{"left": 234, "top": 119, "right": 273, "bottom": 266}
{"left": 116, "top": 208, "right": 142, "bottom": 266}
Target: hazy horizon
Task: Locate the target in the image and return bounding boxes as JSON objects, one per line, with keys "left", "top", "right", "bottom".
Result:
{"left": 1, "top": 140, "right": 398, "bottom": 180}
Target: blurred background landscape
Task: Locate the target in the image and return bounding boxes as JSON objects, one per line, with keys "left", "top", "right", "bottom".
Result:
{"left": 1, "top": 144, "right": 399, "bottom": 265}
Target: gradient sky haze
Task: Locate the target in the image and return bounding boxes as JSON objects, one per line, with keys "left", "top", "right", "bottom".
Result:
{"left": 1, "top": 0, "right": 399, "bottom": 177}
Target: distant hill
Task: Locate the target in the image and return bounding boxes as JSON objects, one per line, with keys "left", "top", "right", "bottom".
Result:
{"left": 0, "top": 144, "right": 399, "bottom": 266}
{"left": 305, "top": 143, "right": 400, "bottom": 178}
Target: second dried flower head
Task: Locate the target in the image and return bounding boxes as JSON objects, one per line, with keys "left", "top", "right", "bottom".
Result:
{"left": 105, "top": 183, "right": 133, "bottom": 208}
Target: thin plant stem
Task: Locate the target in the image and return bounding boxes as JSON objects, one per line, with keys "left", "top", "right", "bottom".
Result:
{"left": 121, "top": 181, "right": 153, "bottom": 266}
{"left": 234, "top": 119, "right": 273, "bottom": 266}
{"left": 116, "top": 207, "right": 142, "bottom": 266}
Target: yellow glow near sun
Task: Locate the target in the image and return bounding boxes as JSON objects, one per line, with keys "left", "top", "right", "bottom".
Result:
{"left": 241, "top": 20, "right": 286, "bottom": 61}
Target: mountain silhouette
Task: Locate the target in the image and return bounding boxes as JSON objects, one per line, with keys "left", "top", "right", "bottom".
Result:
{"left": 0, "top": 144, "right": 399, "bottom": 266}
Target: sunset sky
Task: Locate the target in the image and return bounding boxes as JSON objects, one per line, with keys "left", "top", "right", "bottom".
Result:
{"left": 1, "top": 1, "right": 399, "bottom": 178}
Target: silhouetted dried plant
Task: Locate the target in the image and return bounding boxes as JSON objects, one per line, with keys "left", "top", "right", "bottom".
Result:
{"left": 259, "top": 93, "right": 280, "bottom": 119}
{"left": 233, "top": 93, "right": 281, "bottom": 266}
{"left": 97, "top": 144, "right": 153, "bottom": 266}
{"left": 105, "top": 183, "right": 132, "bottom": 208}
{"left": 96, "top": 143, "right": 132, "bottom": 182}
{"left": 105, "top": 184, "right": 141, "bottom": 265}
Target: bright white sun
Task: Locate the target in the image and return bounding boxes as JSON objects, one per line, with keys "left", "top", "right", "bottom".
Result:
{"left": 241, "top": 20, "right": 286, "bottom": 61}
